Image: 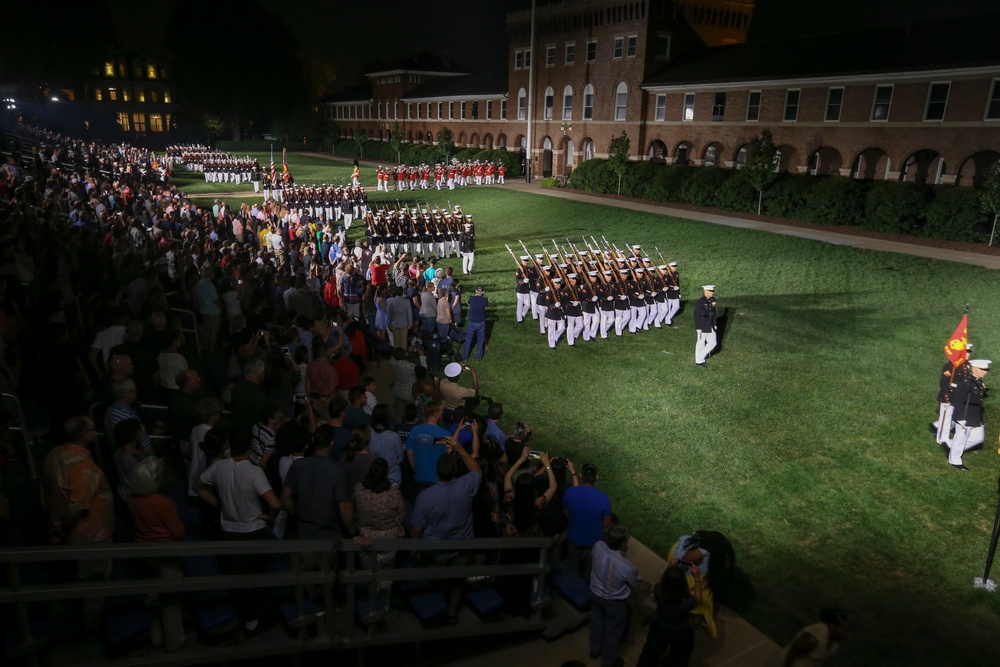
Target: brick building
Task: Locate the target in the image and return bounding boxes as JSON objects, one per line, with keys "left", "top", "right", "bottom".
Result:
{"left": 324, "top": 0, "right": 1000, "bottom": 187}
{"left": 86, "top": 54, "right": 175, "bottom": 140}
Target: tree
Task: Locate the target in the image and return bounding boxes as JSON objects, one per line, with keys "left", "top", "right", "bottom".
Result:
{"left": 437, "top": 127, "right": 456, "bottom": 164}
{"left": 745, "top": 129, "right": 781, "bottom": 214}
{"left": 608, "top": 131, "right": 631, "bottom": 195}
{"left": 388, "top": 121, "right": 405, "bottom": 163}
{"left": 981, "top": 162, "right": 1000, "bottom": 245}
{"left": 350, "top": 129, "right": 370, "bottom": 159}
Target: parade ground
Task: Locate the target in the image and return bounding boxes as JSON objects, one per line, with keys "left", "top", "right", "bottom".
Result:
{"left": 177, "top": 153, "right": 1000, "bottom": 666}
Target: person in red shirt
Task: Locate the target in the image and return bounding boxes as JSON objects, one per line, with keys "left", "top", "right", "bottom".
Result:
{"left": 126, "top": 456, "right": 191, "bottom": 651}
{"left": 498, "top": 165, "right": 506, "bottom": 185}
{"left": 369, "top": 254, "right": 391, "bottom": 286}
{"left": 334, "top": 344, "right": 361, "bottom": 397}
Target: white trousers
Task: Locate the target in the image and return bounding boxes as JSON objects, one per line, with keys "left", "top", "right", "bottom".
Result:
{"left": 630, "top": 305, "right": 646, "bottom": 333}
{"left": 566, "top": 315, "right": 584, "bottom": 345}
{"left": 665, "top": 299, "right": 681, "bottom": 325}
{"left": 949, "top": 420, "right": 985, "bottom": 465}
{"left": 582, "top": 311, "right": 598, "bottom": 340}
{"left": 516, "top": 293, "right": 532, "bottom": 322}
{"left": 537, "top": 306, "right": 548, "bottom": 333}
{"left": 935, "top": 403, "right": 954, "bottom": 445}
{"left": 462, "top": 251, "right": 475, "bottom": 274}
{"left": 696, "top": 330, "right": 717, "bottom": 364}
{"left": 546, "top": 318, "right": 565, "bottom": 348}
{"left": 530, "top": 292, "right": 540, "bottom": 320}
{"left": 653, "top": 300, "right": 667, "bottom": 327}
{"left": 614, "top": 308, "right": 630, "bottom": 336}
{"left": 599, "top": 310, "right": 614, "bottom": 338}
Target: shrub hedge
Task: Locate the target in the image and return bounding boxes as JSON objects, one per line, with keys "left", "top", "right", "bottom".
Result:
{"left": 567, "top": 160, "right": 991, "bottom": 242}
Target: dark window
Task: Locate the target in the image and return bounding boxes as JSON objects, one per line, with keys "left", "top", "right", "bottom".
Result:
{"left": 784, "top": 89, "right": 800, "bottom": 121}
{"left": 825, "top": 88, "right": 844, "bottom": 122}
{"left": 712, "top": 92, "right": 726, "bottom": 121}
{"left": 925, "top": 83, "right": 949, "bottom": 121}
{"left": 746, "top": 91, "right": 761, "bottom": 121}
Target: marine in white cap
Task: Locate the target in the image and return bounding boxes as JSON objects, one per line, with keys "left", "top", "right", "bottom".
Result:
{"left": 694, "top": 284, "right": 718, "bottom": 366}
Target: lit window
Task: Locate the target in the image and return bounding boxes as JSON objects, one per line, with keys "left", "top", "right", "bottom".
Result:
{"left": 712, "top": 92, "right": 726, "bottom": 121}
{"left": 924, "top": 82, "right": 949, "bottom": 121}
{"left": 871, "top": 85, "right": 892, "bottom": 121}
{"left": 746, "top": 91, "right": 761, "bottom": 121}
{"left": 137, "top": 90, "right": 146, "bottom": 103}
{"left": 147, "top": 65, "right": 157, "bottom": 79}
{"left": 615, "top": 82, "right": 628, "bottom": 121}
{"left": 132, "top": 113, "right": 146, "bottom": 132}
{"left": 784, "top": 89, "right": 800, "bottom": 121}
{"left": 163, "top": 90, "right": 171, "bottom": 104}
{"left": 108, "top": 87, "right": 118, "bottom": 101}
{"left": 683, "top": 93, "right": 695, "bottom": 121}
{"left": 655, "top": 94, "right": 666, "bottom": 121}
{"left": 825, "top": 88, "right": 844, "bottom": 122}
{"left": 122, "top": 89, "right": 130, "bottom": 102}
{"left": 116, "top": 112, "right": 130, "bottom": 131}
{"left": 613, "top": 37, "right": 624, "bottom": 59}
{"left": 149, "top": 114, "right": 164, "bottom": 132}
{"left": 95, "top": 88, "right": 103, "bottom": 101}
{"left": 583, "top": 84, "right": 594, "bottom": 120}
{"left": 104, "top": 62, "right": 115, "bottom": 77}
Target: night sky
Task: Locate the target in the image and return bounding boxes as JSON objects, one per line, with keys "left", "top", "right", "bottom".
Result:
{"left": 100, "top": 0, "right": 1000, "bottom": 92}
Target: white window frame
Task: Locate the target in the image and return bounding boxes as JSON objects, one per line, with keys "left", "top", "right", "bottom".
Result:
{"left": 870, "top": 84, "right": 893, "bottom": 122}
{"left": 626, "top": 35, "right": 638, "bottom": 58}
{"left": 515, "top": 50, "right": 524, "bottom": 70}
{"left": 712, "top": 92, "right": 726, "bottom": 121}
{"left": 615, "top": 82, "right": 628, "bottom": 121}
{"left": 545, "top": 44, "right": 556, "bottom": 68}
{"left": 517, "top": 88, "right": 527, "bottom": 120}
{"left": 583, "top": 83, "right": 594, "bottom": 120}
{"left": 501, "top": 98, "right": 507, "bottom": 120}
{"left": 586, "top": 40, "right": 597, "bottom": 62}
{"left": 682, "top": 92, "right": 695, "bottom": 121}
{"left": 486, "top": 99, "right": 493, "bottom": 120}
{"left": 613, "top": 37, "right": 624, "bottom": 59}
{"left": 448, "top": 101, "right": 454, "bottom": 120}
{"left": 461, "top": 100, "right": 467, "bottom": 120}
{"left": 544, "top": 86, "right": 554, "bottom": 120}
{"left": 825, "top": 87, "right": 844, "bottom": 122}
{"left": 524, "top": 49, "right": 531, "bottom": 68}
{"left": 985, "top": 79, "right": 1000, "bottom": 120}
{"left": 655, "top": 94, "right": 666, "bottom": 121}
{"left": 562, "top": 85, "right": 573, "bottom": 121}
{"left": 784, "top": 89, "right": 800, "bottom": 122}
{"left": 437, "top": 102, "right": 443, "bottom": 119}
{"left": 565, "top": 42, "right": 576, "bottom": 65}
{"left": 924, "top": 82, "right": 950, "bottom": 122}
{"left": 654, "top": 32, "right": 671, "bottom": 60}
{"left": 746, "top": 90, "right": 761, "bottom": 122}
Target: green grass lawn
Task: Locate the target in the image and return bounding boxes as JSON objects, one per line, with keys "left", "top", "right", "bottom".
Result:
{"left": 195, "top": 154, "right": 1000, "bottom": 666}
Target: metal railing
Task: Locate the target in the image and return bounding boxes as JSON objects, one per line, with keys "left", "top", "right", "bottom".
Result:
{"left": 0, "top": 536, "right": 555, "bottom": 666}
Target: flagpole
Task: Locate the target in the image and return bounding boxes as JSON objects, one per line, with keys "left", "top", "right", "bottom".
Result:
{"left": 974, "top": 477, "right": 1000, "bottom": 592}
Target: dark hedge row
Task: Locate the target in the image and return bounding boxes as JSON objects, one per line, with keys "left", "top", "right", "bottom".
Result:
{"left": 569, "top": 160, "right": 992, "bottom": 243}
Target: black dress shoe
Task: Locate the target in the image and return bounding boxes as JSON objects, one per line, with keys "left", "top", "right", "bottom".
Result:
{"left": 952, "top": 464, "right": 970, "bottom": 472}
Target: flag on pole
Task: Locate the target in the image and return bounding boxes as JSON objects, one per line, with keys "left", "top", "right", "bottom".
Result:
{"left": 269, "top": 145, "right": 276, "bottom": 185}
{"left": 944, "top": 313, "right": 969, "bottom": 367}
{"left": 282, "top": 147, "right": 288, "bottom": 176}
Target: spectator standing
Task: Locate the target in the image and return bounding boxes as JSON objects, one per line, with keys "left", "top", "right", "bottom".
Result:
{"left": 463, "top": 286, "right": 488, "bottom": 361}
{"left": 563, "top": 463, "right": 613, "bottom": 580}
{"left": 589, "top": 525, "right": 642, "bottom": 667}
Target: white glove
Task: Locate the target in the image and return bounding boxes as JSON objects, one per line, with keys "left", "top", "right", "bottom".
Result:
{"left": 554, "top": 301, "right": 561, "bottom": 308}
{"left": 592, "top": 296, "right": 598, "bottom": 302}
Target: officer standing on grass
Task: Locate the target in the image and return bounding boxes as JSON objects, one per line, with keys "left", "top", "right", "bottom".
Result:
{"left": 694, "top": 285, "right": 718, "bottom": 366}
{"left": 948, "top": 359, "right": 990, "bottom": 471}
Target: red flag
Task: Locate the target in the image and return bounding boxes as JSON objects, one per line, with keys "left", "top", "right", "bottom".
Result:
{"left": 282, "top": 147, "right": 288, "bottom": 175}
{"left": 944, "top": 314, "right": 969, "bottom": 367}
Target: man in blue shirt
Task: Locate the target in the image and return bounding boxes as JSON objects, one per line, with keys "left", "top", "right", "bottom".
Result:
{"left": 589, "top": 525, "right": 641, "bottom": 667}
{"left": 563, "top": 463, "right": 613, "bottom": 580}
{"left": 463, "top": 286, "right": 489, "bottom": 361}
{"left": 406, "top": 401, "right": 452, "bottom": 490}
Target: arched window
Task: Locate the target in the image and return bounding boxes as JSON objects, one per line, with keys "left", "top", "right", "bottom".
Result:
{"left": 615, "top": 82, "right": 628, "bottom": 121}
{"left": 517, "top": 88, "right": 527, "bottom": 120}
{"left": 735, "top": 146, "right": 748, "bottom": 169}
{"left": 583, "top": 84, "right": 595, "bottom": 120}
{"left": 544, "top": 86, "right": 554, "bottom": 120}
{"left": 563, "top": 85, "right": 573, "bottom": 120}
{"left": 583, "top": 139, "right": 596, "bottom": 161}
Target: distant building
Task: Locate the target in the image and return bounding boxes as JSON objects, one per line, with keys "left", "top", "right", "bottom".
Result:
{"left": 324, "top": 0, "right": 1000, "bottom": 187}
{"left": 85, "top": 54, "right": 175, "bottom": 140}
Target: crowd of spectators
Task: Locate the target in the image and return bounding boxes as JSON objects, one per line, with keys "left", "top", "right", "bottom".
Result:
{"left": 0, "top": 124, "right": 628, "bottom": 653}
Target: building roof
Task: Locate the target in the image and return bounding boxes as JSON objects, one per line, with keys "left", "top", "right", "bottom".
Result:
{"left": 401, "top": 69, "right": 509, "bottom": 102}
{"left": 365, "top": 52, "right": 469, "bottom": 78}
{"left": 320, "top": 85, "right": 371, "bottom": 105}
{"left": 643, "top": 13, "right": 1000, "bottom": 88}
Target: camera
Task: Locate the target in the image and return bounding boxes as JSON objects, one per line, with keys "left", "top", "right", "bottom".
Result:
{"left": 528, "top": 450, "right": 541, "bottom": 460}
{"left": 676, "top": 560, "right": 693, "bottom": 573}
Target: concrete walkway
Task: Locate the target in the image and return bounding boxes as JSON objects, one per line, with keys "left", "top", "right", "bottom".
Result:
{"left": 445, "top": 538, "right": 783, "bottom": 667}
